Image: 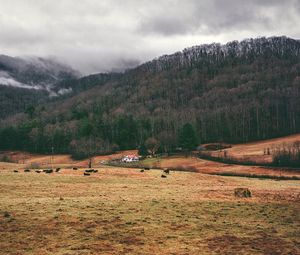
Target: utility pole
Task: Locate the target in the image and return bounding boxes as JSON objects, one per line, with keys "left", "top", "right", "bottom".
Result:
{"left": 51, "top": 146, "right": 54, "bottom": 170}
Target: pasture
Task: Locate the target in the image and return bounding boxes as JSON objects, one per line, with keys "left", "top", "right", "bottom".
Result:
{"left": 0, "top": 166, "right": 299, "bottom": 254}
{"left": 208, "top": 133, "right": 300, "bottom": 164}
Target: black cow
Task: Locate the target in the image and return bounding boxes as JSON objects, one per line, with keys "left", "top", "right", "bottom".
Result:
{"left": 55, "top": 168, "right": 61, "bottom": 172}
{"left": 163, "top": 169, "right": 170, "bottom": 174}
{"left": 73, "top": 167, "right": 78, "bottom": 170}
{"left": 24, "top": 169, "right": 30, "bottom": 172}
{"left": 161, "top": 174, "right": 167, "bottom": 178}
{"left": 84, "top": 172, "right": 90, "bottom": 176}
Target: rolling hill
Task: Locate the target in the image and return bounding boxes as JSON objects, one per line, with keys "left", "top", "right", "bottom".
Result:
{"left": 0, "top": 36, "right": 299, "bottom": 156}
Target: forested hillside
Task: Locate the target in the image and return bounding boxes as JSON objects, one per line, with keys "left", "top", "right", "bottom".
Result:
{"left": 0, "top": 55, "right": 80, "bottom": 119}
{"left": 0, "top": 36, "right": 299, "bottom": 157}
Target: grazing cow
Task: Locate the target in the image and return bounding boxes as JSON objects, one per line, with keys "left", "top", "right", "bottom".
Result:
{"left": 140, "top": 169, "right": 144, "bottom": 172}
{"left": 84, "top": 172, "right": 90, "bottom": 176}
{"left": 45, "top": 169, "right": 53, "bottom": 174}
{"left": 144, "top": 167, "right": 150, "bottom": 170}
{"left": 35, "top": 170, "right": 41, "bottom": 173}
{"left": 85, "top": 169, "right": 94, "bottom": 173}
{"left": 163, "top": 169, "right": 170, "bottom": 174}
{"left": 161, "top": 174, "right": 167, "bottom": 178}
{"left": 73, "top": 167, "right": 78, "bottom": 170}
{"left": 24, "top": 169, "right": 30, "bottom": 172}
{"left": 55, "top": 168, "right": 61, "bottom": 172}
{"left": 93, "top": 170, "right": 98, "bottom": 173}
{"left": 13, "top": 170, "right": 18, "bottom": 173}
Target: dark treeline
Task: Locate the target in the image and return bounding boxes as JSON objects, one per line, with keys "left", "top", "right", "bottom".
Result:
{"left": 272, "top": 142, "right": 300, "bottom": 167}
{"left": 0, "top": 36, "right": 300, "bottom": 157}
{"left": 0, "top": 86, "right": 48, "bottom": 119}
{"left": 0, "top": 73, "right": 120, "bottom": 119}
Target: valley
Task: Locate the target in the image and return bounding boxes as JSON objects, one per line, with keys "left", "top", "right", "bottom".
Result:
{"left": 0, "top": 36, "right": 300, "bottom": 254}
{"left": 0, "top": 165, "right": 299, "bottom": 254}
{"left": 0, "top": 135, "right": 300, "bottom": 254}
{"left": 1, "top": 1, "right": 300, "bottom": 254}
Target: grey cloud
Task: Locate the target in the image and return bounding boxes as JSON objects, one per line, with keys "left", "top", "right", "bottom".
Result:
{"left": 0, "top": 0, "right": 299, "bottom": 74}
{"left": 138, "top": 0, "right": 300, "bottom": 36}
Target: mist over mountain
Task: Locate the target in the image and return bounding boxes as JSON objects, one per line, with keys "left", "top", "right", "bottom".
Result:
{"left": 1, "top": 1, "right": 300, "bottom": 252}
{"left": 0, "top": 55, "right": 81, "bottom": 118}
{"left": 0, "top": 36, "right": 299, "bottom": 155}
{"left": 0, "top": 55, "right": 79, "bottom": 93}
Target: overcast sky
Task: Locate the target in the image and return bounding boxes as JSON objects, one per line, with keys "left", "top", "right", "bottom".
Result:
{"left": 0, "top": 0, "right": 299, "bottom": 74}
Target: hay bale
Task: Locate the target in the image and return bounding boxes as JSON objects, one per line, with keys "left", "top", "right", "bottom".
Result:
{"left": 234, "top": 188, "right": 252, "bottom": 198}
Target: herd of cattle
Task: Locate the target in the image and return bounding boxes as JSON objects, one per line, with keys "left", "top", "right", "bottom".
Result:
{"left": 12, "top": 167, "right": 99, "bottom": 176}
{"left": 12, "top": 167, "right": 171, "bottom": 177}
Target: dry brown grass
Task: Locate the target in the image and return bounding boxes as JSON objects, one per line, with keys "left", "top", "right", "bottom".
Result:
{"left": 210, "top": 133, "right": 300, "bottom": 163}
{"left": 0, "top": 166, "right": 299, "bottom": 254}
{"left": 0, "top": 150, "right": 137, "bottom": 169}
{"left": 145, "top": 156, "right": 300, "bottom": 178}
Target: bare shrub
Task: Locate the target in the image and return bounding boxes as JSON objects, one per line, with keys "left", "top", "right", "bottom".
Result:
{"left": 272, "top": 141, "right": 300, "bottom": 167}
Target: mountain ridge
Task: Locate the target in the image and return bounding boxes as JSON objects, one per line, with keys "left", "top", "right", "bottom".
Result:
{"left": 135, "top": 36, "right": 300, "bottom": 73}
{"left": 0, "top": 36, "right": 299, "bottom": 155}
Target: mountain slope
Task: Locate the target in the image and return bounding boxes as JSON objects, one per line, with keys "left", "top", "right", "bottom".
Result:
{"left": 0, "top": 55, "right": 81, "bottom": 118}
{"left": 0, "top": 55, "right": 79, "bottom": 92}
{"left": 0, "top": 36, "right": 299, "bottom": 155}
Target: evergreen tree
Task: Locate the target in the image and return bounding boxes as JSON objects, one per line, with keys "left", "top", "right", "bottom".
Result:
{"left": 138, "top": 143, "right": 148, "bottom": 156}
{"left": 178, "top": 123, "right": 198, "bottom": 151}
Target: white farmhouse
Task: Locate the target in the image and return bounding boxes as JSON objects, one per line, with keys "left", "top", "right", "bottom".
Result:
{"left": 121, "top": 155, "right": 140, "bottom": 163}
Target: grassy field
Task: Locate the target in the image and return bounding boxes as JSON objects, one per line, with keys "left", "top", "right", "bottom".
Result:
{"left": 209, "top": 133, "right": 300, "bottom": 164}
{"left": 0, "top": 167, "right": 299, "bottom": 255}
{"left": 140, "top": 156, "right": 300, "bottom": 178}
{"left": 0, "top": 150, "right": 138, "bottom": 169}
